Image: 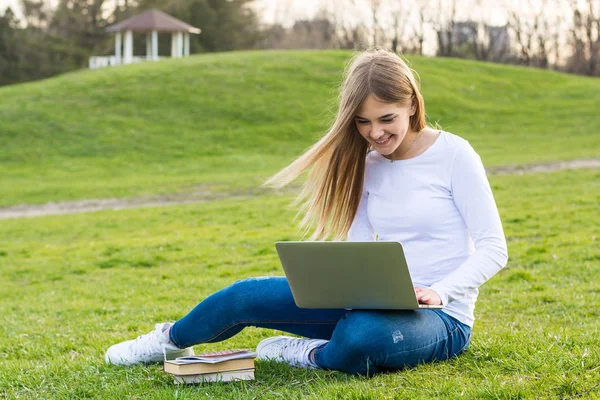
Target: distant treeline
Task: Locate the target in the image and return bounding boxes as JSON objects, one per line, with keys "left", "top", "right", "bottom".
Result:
{"left": 0, "top": 0, "right": 599, "bottom": 87}
{"left": 0, "top": 0, "right": 261, "bottom": 86}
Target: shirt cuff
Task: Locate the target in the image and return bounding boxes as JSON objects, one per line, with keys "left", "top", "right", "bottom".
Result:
{"left": 429, "top": 283, "right": 449, "bottom": 306}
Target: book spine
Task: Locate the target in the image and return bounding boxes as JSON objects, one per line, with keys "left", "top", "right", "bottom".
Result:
{"left": 173, "top": 369, "right": 255, "bottom": 384}
{"left": 164, "top": 359, "right": 255, "bottom": 375}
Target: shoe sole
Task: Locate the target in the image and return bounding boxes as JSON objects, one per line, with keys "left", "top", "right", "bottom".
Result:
{"left": 105, "top": 347, "right": 194, "bottom": 366}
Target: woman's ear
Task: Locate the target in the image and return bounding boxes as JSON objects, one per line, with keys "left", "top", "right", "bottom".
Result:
{"left": 410, "top": 98, "right": 417, "bottom": 116}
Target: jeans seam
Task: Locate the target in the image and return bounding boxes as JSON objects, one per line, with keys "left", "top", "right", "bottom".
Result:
{"left": 455, "top": 330, "right": 472, "bottom": 355}
{"left": 454, "top": 339, "right": 470, "bottom": 356}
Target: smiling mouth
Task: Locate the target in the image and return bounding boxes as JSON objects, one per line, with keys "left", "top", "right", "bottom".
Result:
{"left": 374, "top": 136, "right": 391, "bottom": 145}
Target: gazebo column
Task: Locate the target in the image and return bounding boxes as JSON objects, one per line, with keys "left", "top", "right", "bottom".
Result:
{"left": 184, "top": 32, "right": 190, "bottom": 56}
{"left": 151, "top": 30, "right": 158, "bottom": 60}
{"left": 115, "top": 32, "right": 122, "bottom": 65}
{"left": 146, "top": 34, "right": 151, "bottom": 60}
{"left": 124, "top": 30, "right": 133, "bottom": 64}
{"left": 171, "top": 33, "right": 177, "bottom": 58}
{"left": 177, "top": 32, "right": 184, "bottom": 57}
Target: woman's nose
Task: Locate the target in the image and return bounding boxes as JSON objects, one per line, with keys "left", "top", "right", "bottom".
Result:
{"left": 371, "top": 125, "right": 385, "bottom": 138}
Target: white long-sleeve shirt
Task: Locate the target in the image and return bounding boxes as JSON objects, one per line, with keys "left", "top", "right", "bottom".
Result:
{"left": 348, "top": 131, "right": 508, "bottom": 326}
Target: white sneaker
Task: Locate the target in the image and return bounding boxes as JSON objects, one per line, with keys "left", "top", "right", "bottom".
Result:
{"left": 105, "top": 323, "right": 193, "bottom": 366}
{"left": 256, "top": 336, "right": 328, "bottom": 369}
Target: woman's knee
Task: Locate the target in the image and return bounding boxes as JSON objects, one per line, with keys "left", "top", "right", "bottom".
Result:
{"left": 317, "top": 312, "right": 388, "bottom": 375}
{"left": 228, "top": 276, "right": 287, "bottom": 295}
{"left": 223, "top": 276, "right": 291, "bottom": 313}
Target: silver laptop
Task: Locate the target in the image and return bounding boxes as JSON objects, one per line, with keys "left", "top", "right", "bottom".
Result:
{"left": 275, "top": 241, "right": 443, "bottom": 310}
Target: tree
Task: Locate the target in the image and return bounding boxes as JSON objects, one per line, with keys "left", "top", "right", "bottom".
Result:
{"left": 369, "top": 0, "right": 382, "bottom": 47}
{"left": 407, "top": 1, "right": 427, "bottom": 56}
{"left": 0, "top": 1, "right": 91, "bottom": 86}
{"left": 428, "top": 0, "right": 458, "bottom": 57}
{"left": 311, "top": 0, "right": 368, "bottom": 50}
{"left": 50, "top": 0, "right": 108, "bottom": 51}
{"left": 136, "top": 0, "right": 262, "bottom": 52}
{"left": 0, "top": 7, "right": 21, "bottom": 85}
{"left": 575, "top": 0, "right": 600, "bottom": 75}
{"left": 259, "top": 17, "right": 336, "bottom": 49}
{"left": 20, "top": 0, "right": 50, "bottom": 28}
{"left": 507, "top": 2, "right": 535, "bottom": 65}
{"left": 389, "top": 0, "right": 410, "bottom": 53}
{"left": 459, "top": 0, "right": 511, "bottom": 63}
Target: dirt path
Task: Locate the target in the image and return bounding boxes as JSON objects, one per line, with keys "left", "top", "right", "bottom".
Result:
{"left": 485, "top": 158, "right": 600, "bottom": 175}
{"left": 1, "top": 158, "right": 598, "bottom": 220}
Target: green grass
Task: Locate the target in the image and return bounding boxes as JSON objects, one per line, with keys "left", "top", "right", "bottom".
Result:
{"left": 1, "top": 169, "right": 598, "bottom": 399}
{"left": 1, "top": 50, "right": 599, "bottom": 207}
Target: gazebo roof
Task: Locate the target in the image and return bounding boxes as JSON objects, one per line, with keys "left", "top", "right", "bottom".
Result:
{"left": 106, "top": 9, "right": 201, "bottom": 34}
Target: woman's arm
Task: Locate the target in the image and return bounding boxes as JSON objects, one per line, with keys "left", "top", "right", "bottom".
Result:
{"left": 429, "top": 141, "right": 509, "bottom": 305}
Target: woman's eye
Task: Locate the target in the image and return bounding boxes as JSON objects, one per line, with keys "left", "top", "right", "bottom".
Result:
{"left": 356, "top": 120, "right": 369, "bottom": 125}
{"left": 381, "top": 118, "right": 394, "bottom": 123}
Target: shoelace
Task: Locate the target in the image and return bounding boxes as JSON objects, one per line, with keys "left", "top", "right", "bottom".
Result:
{"left": 129, "top": 326, "right": 165, "bottom": 360}
{"left": 281, "top": 339, "right": 310, "bottom": 366}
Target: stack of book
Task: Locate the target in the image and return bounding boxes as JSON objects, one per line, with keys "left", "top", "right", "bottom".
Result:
{"left": 164, "top": 349, "right": 257, "bottom": 384}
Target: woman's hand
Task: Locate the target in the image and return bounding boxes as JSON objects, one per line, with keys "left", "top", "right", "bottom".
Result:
{"left": 414, "top": 287, "right": 442, "bottom": 305}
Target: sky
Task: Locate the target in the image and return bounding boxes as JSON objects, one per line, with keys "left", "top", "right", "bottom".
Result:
{"left": 0, "top": 0, "right": 558, "bottom": 25}
{"left": 0, "top": 0, "right": 518, "bottom": 29}
{"left": 258, "top": 0, "right": 322, "bottom": 25}
{"left": 0, "top": 0, "right": 581, "bottom": 41}
{"left": 0, "top": 0, "right": 584, "bottom": 64}
{"left": 0, "top": 0, "right": 315, "bottom": 21}
{"left": 1, "top": 0, "right": 20, "bottom": 16}
{"left": 0, "top": 0, "right": 555, "bottom": 58}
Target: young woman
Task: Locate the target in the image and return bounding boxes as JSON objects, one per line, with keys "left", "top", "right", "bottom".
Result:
{"left": 105, "top": 49, "right": 508, "bottom": 376}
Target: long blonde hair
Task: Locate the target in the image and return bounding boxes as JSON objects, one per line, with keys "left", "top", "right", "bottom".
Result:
{"left": 264, "top": 49, "right": 427, "bottom": 240}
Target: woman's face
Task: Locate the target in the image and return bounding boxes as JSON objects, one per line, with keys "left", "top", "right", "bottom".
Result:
{"left": 354, "top": 95, "right": 416, "bottom": 158}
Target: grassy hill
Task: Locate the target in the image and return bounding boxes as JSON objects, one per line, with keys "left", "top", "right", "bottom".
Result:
{"left": 1, "top": 50, "right": 599, "bottom": 207}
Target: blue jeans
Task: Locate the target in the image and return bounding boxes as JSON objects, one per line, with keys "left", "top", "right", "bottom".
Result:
{"left": 169, "top": 277, "right": 471, "bottom": 375}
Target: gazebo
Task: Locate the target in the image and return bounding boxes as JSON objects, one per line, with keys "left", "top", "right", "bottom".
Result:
{"left": 89, "top": 9, "right": 201, "bottom": 69}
